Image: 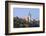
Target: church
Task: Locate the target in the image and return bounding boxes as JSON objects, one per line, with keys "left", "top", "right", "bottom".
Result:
{"left": 28, "top": 11, "right": 33, "bottom": 22}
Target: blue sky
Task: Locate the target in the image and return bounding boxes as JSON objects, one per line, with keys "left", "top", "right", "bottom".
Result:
{"left": 13, "top": 8, "right": 39, "bottom": 19}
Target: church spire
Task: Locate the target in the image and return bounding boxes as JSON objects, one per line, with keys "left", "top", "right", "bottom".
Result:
{"left": 28, "top": 10, "right": 31, "bottom": 18}
{"left": 28, "top": 9, "right": 31, "bottom": 22}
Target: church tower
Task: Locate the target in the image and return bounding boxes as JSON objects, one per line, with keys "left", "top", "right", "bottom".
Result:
{"left": 28, "top": 10, "right": 31, "bottom": 22}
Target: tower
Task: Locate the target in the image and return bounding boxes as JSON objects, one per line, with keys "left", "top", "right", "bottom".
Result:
{"left": 28, "top": 10, "right": 31, "bottom": 22}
